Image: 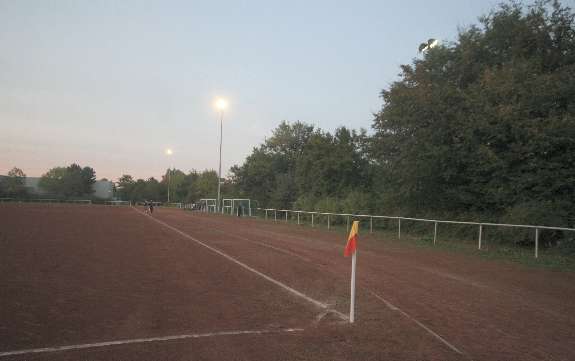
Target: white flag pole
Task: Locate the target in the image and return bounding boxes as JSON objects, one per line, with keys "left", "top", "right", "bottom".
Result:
{"left": 350, "top": 250, "right": 357, "bottom": 323}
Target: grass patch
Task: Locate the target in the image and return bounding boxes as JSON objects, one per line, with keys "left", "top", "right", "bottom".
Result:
{"left": 396, "top": 232, "right": 575, "bottom": 272}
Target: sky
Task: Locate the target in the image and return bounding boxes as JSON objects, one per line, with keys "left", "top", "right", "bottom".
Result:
{"left": 0, "top": 0, "right": 501, "bottom": 181}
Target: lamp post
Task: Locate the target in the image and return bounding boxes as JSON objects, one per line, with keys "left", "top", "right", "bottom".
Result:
{"left": 165, "top": 148, "right": 173, "bottom": 203}
{"left": 418, "top": 38, "right": 439, "bottom": 53}
{"left": 215, "top": 98, "right": 227, "bottom": 212}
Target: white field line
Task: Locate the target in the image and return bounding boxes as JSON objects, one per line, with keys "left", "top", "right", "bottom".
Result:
{"left": 178, "top": 216, "right": 313, "bottom": 263}
{"left": 185, "top": 211, "right": 467, "bottom": 357}
{"left": 0, "top": 328, "right": 304, "bottom": 358}
{"left": 211, "top": 229, "right": 313, "bottom": 263}
{"left": 368, "top": 290, "right": 466, "bottom": 357}
{"left": 134, "top": 208, "right": 348, "bottom": 321}
{"left": 189, "top": 213, "right": 341, "bottom": 251}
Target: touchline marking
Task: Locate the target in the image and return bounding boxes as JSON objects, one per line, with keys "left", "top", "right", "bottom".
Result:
{"left": 134, "top": 208, "right": 348, "bottom": 322}
{"left": 0, "top": 328, "right": 304, "bottom": 358}
{"left": 211, "top": 228, "right": 313, "bottom": 263}
{"left": 368, "top": 290, "right": 466, "bottom": 357}
{"left": 181, "top": 215, "right": 313, "bottom": 262}
{"left": 188, "top": 213, "right": 340, "bottom": 252}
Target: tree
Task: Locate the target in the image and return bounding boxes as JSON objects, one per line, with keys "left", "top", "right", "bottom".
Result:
{"left": 295, "top": 127, "right": 371, "bottom": 199}
{"left": 39, "top": 167, "right": 69, "bottom": 196}
{"left": 143, "top": 177, "right": 162, "bottom": 201}
{"left": 371, "top": 0, "right": 575, "bottom": 224}
{"left": 80, "top": 166, "right": 96, "bottom": 195}
{"left": 116, "top": 175, "right": 136, "bottom": 200}
{"left": 39, "top": 164, "right": 97, "bottom": 198}
{"left": 0, "top": 167, "right": 27, "bottom": 197}
{"left": 186, "top": 170, "right": 218, "bottom": 201}
{"left": 231, "top": 121, "right": 315, "bottom": 208}
{"left": 161, "top": 168, "right": 187, "bottom": 202}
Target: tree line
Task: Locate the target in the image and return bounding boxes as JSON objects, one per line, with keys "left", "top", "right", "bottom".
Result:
{"left": 3, "top": 1, "right": 573, "bottom": 234}
{"left": 231, "top": 1, "right": 575, "bottom": 232}
{"left": 0, "top": 164, "right": 97, "bottom": 199}
{"left": 1, "top": 165, "right": 229, "bottom": 203}
{"left": 115, "top": 169, "right": 236, "bottom": 203}
{"left": 0, "top": 167, "right": 28, "bottom": 198}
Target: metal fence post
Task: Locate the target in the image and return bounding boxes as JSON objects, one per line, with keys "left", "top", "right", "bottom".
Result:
{"left": 398, "top": 218, "right": 401, "bottom": 240}
{"left": 285, "top": 211, "right": 288, "bottom": 223}
{"left": 297, "top": 212, "right": 300, "bottom": 225}
{"left": 347, "top": 216, "right": 350, "bottom": 233}
{"left": 434, "top": 222, "right": 438, "bottom": 244}
{"left": 478, "top": 224, "right": 483, "bottom": 250}
{"left": 265, "top": 209, "right": 268, "bottom": 220}
{"left": 274, "top": 210, "right": 277, "bottom": 222}
{"left": 327, "top": 215, "right": 330, "bottom": 230}
{"left": 311, "top": 213, "right": 314, "bottom": 227}
{"left": 370, "top": 217, "right": 373, "bottom": 234}
{"left": 535, "top": 228, "right": 539, "bottom": 259}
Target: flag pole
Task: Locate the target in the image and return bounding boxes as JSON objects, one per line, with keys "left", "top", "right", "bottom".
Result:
{"left": 350, "top": 250, "right": 357, "bottom": 323}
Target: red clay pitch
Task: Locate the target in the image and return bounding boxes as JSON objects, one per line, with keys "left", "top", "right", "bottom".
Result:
{"left": 1, "top": 204, "right": 574, "bottom": 360}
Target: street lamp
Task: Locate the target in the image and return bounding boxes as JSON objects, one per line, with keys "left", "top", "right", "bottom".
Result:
{"left": 418, "top": 38, "right": 439, "bottom": 53}
{"left": 214, "top": 98, "right": 227, "bottom": 212}
{"left": 165, "top": 148, "right": 173, "bottom": 203}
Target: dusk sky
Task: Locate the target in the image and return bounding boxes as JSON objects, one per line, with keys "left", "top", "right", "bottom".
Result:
{"left": 1, "top": 0, "right": 499, "bottom": 181}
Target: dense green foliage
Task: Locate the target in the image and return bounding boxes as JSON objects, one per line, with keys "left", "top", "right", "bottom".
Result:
{"left": 372, "top": 0, "right": 575, "bottom": 226}
{"left": 230, "top": 122, "right": 372, "bottom": 212}
{"left": 116, "top": 169, "right": 234, "bottom": 203}
{"left": 0, "top": 167, "right": 28, "bottom": 198}
{"left": 231, "top": 1, "right": 575, "bottom": 235}
{"left": 39, "top": 164, "right": 96, "bottom": 198}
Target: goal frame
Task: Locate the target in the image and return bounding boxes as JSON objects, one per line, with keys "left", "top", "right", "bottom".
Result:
{"left": 199, "top": 198, "right": 217, "bottom": 213}
{"left": 222, "top": 198, "right": 252, "bottom": 217}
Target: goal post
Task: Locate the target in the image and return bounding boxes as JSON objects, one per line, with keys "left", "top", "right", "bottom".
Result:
{"left": 222, "top": 199, "right": 233, "bottom": 214}
{"left": 199, "top": 198, "right": 217, "bottom": 213}
{"left": 222, "top": 198, "right": 252, "bottom": 217}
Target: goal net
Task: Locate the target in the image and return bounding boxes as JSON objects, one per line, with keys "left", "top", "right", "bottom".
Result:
{"left": 222, "top": 198, "right": 252, "bottom": 216}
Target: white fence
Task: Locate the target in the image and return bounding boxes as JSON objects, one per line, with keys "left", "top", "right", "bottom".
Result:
{"left": 251, "top": 208, "right": 575, "bottom": 259}
{"left": 163, "top": 202, "right": 183, "bottom": 208}
{"left": 104, "top": 200, "right": 131, "bottom": 206}
{"left": 0, "top": 198, "right": 92, "bottom": 205}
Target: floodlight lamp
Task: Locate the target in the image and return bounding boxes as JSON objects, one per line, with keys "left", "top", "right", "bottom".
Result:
{"left": 215, "top": 98, "right": 228, "bottom": 111}
{"left": 165, "top": 148, "right": 173, "bottom": 156}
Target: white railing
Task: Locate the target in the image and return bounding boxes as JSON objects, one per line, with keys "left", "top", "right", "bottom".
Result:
{"left": 0, "top": 198, "right": 92, "bottom": 205}
{"left": 251, "top": 208, "right": 575, "bottom": 259}
{"left": 104, "top": 200, "right": 131, "bottom": 206}
{"left": 163, "top": 202, "right": 183, "bottom": 208}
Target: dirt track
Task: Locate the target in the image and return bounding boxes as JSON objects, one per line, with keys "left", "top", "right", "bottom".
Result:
{"left": 1, "top": 204, "right": 574, "bottom": 360}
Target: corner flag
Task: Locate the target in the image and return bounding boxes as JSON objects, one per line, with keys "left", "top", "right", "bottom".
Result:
{"left": 344, "top": 221, "right": 359, "bottom": 257}
{"left": 345, "top": 220, "right": 359, "bottom": 323}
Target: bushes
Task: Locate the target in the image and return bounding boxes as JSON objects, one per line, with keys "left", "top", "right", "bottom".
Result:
{"left": 292, "top": 191, "right": 374, "bottom": 225}
{"left": 500, "top": 201, "right": 571, "bottom": 247}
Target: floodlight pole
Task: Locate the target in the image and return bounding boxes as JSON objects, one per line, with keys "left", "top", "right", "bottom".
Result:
{"left": 217, "top": 109, "right": 224, "bottom": 212}
{"left": 165, "top": 149, "right": 173, "bottom": 203}
{"left": 167, "top": 167, "right": 171, "bottom": 203}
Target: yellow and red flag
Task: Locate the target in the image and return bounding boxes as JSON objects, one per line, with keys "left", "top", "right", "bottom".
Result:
{"left": 344, "top": 221, "right": 359, "bottom": 257}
